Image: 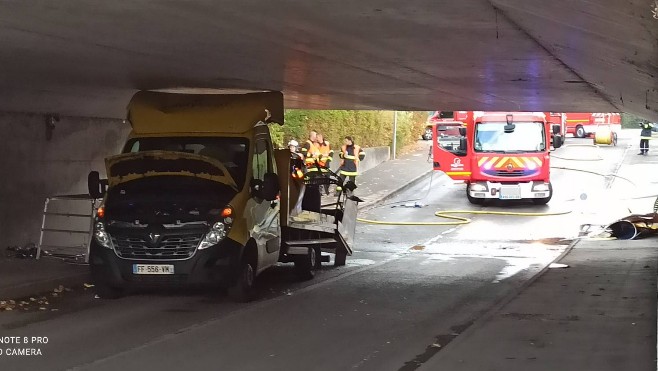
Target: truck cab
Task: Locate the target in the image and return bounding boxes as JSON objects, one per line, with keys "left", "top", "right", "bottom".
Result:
{"left": 433, "top": 112, "right": 553, "bottom": 205}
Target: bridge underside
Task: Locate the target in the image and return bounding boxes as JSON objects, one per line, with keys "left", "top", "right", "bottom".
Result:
{"left": 0, "top": 0, "right": 655, "bottom": 119}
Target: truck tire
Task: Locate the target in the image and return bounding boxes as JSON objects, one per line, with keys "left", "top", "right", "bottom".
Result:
{"left": 575, "top": 125, "right": 586, "bottom": 138}
{"left": 314, "top": 246, "right": 323, "bottom": 268}
{"left": 532, "top": 183, "right": 553, "bottom": 205}
{"left": 294, "top": 247, "right": 316, "bottom": 280}
{"left": 228, "top": 260, "right": 257, "bottom": 302}
{"left": 90, "top": 266, "right": 124, "bottom": 299}
{"left": 334, "top": 248, "right": 347, "bottom": 266}
{"left": 466, "top": 185, "right": 484, "bottom": 205}
{"left": 92, "top": 280, "right": 124, "bottom": 299}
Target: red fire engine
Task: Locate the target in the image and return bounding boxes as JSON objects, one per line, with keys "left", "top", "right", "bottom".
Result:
{"left": 432, "top": 111, "right": 559, "bottom": 205}
{"left": 565, "top": 112, "right": 621, "bottom": 138}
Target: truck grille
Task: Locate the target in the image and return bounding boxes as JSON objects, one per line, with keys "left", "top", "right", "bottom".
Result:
{"left": 494, "top": 170, "right": 525, "bottom": 177}
{"left": 112, "top": 234, "right": 202, "bottom": 260}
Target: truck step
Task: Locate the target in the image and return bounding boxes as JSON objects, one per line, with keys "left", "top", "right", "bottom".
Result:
{"left": 286, "top": 238, "right": 337, "bottom": 246}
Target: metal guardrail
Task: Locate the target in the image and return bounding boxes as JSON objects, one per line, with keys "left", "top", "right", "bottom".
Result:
{"left": 37, "top": 194, "right": 97, "bottom": 264}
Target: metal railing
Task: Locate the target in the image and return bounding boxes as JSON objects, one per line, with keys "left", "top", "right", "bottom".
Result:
{"left": 37, "top": 194, "right": 97, "bottom": 264}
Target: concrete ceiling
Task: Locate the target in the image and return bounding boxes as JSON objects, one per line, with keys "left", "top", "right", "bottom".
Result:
{"left": 0, "top": 0, "right": 655, "bottom": 120}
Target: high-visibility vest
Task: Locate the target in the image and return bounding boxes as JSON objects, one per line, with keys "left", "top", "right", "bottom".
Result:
{"left": 301, "top": 140, "right": 321, "bottom": 166}
{"left": 317, "top": 141, "right": 334, "bottom": 167}
{"left": 339, "top": 144, "right": 365, "bottom": 176}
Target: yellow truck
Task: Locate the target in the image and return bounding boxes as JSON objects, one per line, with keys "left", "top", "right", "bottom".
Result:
{"left": 87, "top": 91, "right": 358, "bottom": 301}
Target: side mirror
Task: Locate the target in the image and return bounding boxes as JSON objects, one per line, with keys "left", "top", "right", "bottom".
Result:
{"left": 553, "top": 134, "right": 564, "bottom": 149}
{"left": 261, "top": 173, "right": 280, "bottom": 201}
{"left": 88, "top": 171, "right": 108, "bottom": 199}
{"left": 552, "top": 124, "right": 561, "bottom": 135}
{"left": 504, "top": 124, "right": 515, "bottom": 133}
{"left": 458, "top": 137, "right": 468, "bottom": 153}
{"left": 458, "top": 127, "right": 466, "bottom": 136}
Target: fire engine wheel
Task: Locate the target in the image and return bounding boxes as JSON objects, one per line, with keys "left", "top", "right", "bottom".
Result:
{"left": 294, "top": 247, "right": 316, "bottom": 281}
{"left": 466, "top": 185, "right": 485, "bottom": 205}
{"left": 532, "top": 184, "right": 553, "bottom": 205}
{"left": 575, "top": 125, "right": 586, "bottom": 138}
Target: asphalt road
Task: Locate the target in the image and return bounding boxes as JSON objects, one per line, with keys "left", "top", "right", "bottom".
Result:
{"left": 0, "top": 136, "right": 633, "bottom": 371}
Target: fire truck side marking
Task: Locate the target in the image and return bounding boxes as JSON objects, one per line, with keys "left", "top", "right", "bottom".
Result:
{"left": 478, "top": 157, "right": 488, "bottom": 167}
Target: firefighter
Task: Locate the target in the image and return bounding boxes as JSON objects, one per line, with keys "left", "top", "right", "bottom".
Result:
{"left": 639, "top": 122, "right": 654, "bottom": 155}
{"left": 288, "top": 139, "right": 303, "bottom": 160}
{"left": 300, "top": 130, "right": 322, "bottom": 210}
{"left": 316, "top": 133, "right": 334, "bottom": 195}
{"left": 336, "top": 136, "right": 365, "bottom": 195}
{"left": 301, "top": 130, "right": 320, "bottom": 164}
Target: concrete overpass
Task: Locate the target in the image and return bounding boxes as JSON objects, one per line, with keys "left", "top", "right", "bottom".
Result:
{"left": 0, "top": 0, "right": 656, "bottom": 119}
{"left": 0, "top": 0, "right": 656, "bottom": 246}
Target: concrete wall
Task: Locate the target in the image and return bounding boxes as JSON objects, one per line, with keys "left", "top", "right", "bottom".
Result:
{"left": 327, "top": 146, "right": 390, "bottom": 174}
{"left": 0, "top": 112, "right": 130, "bottom": 247}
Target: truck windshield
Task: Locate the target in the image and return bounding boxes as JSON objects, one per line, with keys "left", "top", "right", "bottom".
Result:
{"left": 123, "top": 137, "right": 249, "bottom": 188}
{"left": 474, "top": 122, "right": 545, "bottom": 153}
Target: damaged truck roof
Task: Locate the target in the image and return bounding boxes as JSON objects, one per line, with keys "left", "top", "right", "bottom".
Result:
{"left": 127, "top": 90, "right": 284, "bottom": 135}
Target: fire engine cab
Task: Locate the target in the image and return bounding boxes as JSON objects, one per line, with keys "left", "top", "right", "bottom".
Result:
{"left": 432, "top": 111, "right": 558, "bottom": 205}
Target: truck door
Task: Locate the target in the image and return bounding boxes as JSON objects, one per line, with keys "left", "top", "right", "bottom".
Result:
{"left": 432, "top": 123, "right": 471, "bottom": 181}
{"left": 247, "top": 123, "right": 281, "bottom": 271}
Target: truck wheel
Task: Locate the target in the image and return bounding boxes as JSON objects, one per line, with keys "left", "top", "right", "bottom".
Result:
{"left": 314, "top": 246, "right": 323, "bottom": 268}
{"left": 466, "top": 185, "right": 484, "bottom": 205}
{"left": 90, "top": 266, "right": 124, "bottom": 299}
{"left": 294, "top": 248, "right": 315, "bottom": 280}
{"left": 93, "top": 281, "right": 124, "bottom": 299}
{"left": 532, "top": 184, "right": 553, "bottom": 205}
{"left": 228, "top": 260, "right": 257, "bottom": 302}
{"left": 334, "top": 248, "right": 347, "bottom": 266}
{"left": 575, "top": 125, "right": 585, "bottom": 138}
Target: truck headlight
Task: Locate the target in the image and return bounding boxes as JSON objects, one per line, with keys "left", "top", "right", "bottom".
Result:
{"left": 199, "top": 222, "right": 229, "bottom": 250}
{"left": 470, "top": 183, "right": 487, "bottom": 192}
{"left": 532, "top": 183, "right": 550, "bottom": 192}
{"left": 93, "top": 222, "right": 113, "bottom": 249}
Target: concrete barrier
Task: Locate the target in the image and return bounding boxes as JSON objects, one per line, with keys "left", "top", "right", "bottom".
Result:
{"left": 327, "top": 146, "right": 390, "bottom": 174}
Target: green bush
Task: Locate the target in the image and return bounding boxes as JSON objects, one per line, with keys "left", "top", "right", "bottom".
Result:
{"left": 273, "top": 110, "right": 427, "bottom": 155}
{"left": 621, "top": 113, "right": 650, "bottom": 129}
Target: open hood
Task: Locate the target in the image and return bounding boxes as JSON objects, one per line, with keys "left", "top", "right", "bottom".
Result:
{"left": 105, "top": 150, "right": 237, "bottom": 190}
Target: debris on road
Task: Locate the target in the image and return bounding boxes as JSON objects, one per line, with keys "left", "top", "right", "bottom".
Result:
{"left": 549, "top": 263, "right": 570, "bottom": 269}
{"left": 5, "top": 243, "right": 38, "bottom": 259}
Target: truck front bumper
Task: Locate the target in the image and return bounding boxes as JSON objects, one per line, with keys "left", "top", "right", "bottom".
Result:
{"left": 89, "top": 238, "right": 242, "bottom": 289}
{"left": 468, "top": 181, "right": 551, "bottom": 200}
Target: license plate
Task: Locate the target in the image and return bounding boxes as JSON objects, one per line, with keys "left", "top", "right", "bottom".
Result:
{"left": 132, "top": 264, "right": 175, "bottom": 275}
{"left": 499, "top": 186, "right": 521, "bottom": 200}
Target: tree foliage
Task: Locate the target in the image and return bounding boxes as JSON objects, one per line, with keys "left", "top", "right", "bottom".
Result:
{"left": 621, "top": 112, "right": 651, "bottom": 128}
{"left": 271, "top": 110, "right": 428, "bottom": 155}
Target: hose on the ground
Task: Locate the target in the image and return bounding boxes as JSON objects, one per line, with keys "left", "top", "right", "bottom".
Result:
{"left": 358, "top": 141, "right": 642, "bottom": 226}
{"left": 357, "top": 209, "right": 572, "bottom": 226}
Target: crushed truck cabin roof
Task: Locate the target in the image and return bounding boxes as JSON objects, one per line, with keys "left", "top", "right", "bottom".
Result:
{"left": 127, "top": 90, "right": 284, "bottom": 135}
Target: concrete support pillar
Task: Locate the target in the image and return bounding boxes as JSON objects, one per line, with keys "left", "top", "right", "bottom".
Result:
{"left": 0, "top": 112, "right": 129, "bottom": 247}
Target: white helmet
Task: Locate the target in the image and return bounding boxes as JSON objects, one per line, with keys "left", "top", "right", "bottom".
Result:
{"left": 288, "top": 140, "right": 299, "bottom": 147}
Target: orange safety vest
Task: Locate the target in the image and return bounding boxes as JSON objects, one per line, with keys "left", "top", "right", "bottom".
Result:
{"left": 301, "top": 140, "right": 320, "bottom": 165}
{"left": 317, "top": 141, "right": 333, "bottom": 167}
